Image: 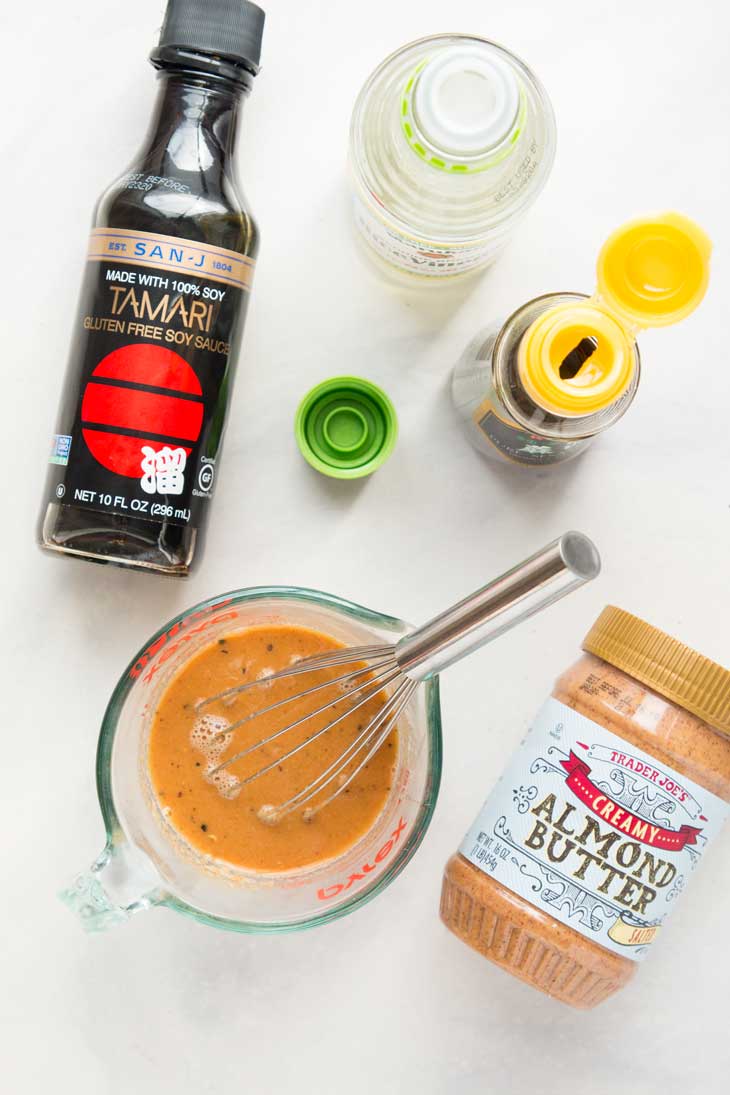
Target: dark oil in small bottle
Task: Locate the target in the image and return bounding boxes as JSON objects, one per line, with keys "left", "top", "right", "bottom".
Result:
{"left": 39, "top": 0, "right": 265, "bottom": 576}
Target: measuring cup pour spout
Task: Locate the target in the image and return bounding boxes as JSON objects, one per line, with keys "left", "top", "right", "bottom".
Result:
{"left": 61, "top": 838, "right": 165, "bottom": 932}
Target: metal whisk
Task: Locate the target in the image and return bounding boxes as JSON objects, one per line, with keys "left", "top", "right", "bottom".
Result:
{"left": 197, "top": 532, "right": 600, "bottom": 822}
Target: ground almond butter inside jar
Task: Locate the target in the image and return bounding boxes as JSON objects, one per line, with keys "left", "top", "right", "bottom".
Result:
{"left": 441, "top": 606, "right": 730, "bottom": 1008}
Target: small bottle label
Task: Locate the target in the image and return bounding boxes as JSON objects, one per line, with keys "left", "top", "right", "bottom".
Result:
{"left": 352, "top": 193, "right": 505, "bottom": 277}
{"left": 473, "top": 397, "right": 589, "bottom": 465}
{"left": 46, "top": 228, "right": 254, "bottom": 527}
{"left": 460, "top": 697, "right": 729, "bottom": 961}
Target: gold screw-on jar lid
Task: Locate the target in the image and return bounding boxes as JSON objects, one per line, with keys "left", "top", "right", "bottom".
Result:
{"left": 583, "top": 606, "right": 730, "bottom": 736}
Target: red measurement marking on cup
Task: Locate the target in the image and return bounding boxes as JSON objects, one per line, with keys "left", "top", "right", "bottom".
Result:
{"left": 130, "top": 601, "right": 236, "bottom": 682}
{"left": 316, "top": 817, "right": 408, "bottom": 900}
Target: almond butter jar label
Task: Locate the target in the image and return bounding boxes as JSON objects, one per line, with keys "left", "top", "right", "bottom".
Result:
{"left": 460, "top": 697, "right": 729, "bottom": 961}
{"left": 46, "top": 228, "right": 254, "bottom": 527}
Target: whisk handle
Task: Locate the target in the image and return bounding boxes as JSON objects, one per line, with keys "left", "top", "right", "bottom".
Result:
{"left": 394, "top": 532, "right": 600, "bottom": 681}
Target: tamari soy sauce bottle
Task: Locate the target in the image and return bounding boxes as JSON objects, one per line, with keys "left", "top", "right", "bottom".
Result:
{"left": 39, "top": 0, "right": 265, "bottom": 576}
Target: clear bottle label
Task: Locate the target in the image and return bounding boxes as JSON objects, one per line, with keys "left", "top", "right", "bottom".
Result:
{"left": 460, "top": 697, "right": 729, "bottom": 961}
{"left": 46, "top": 228, "right": 254, "bottom": 527}
{"left": 352, "top": 193, "right": 505, "bottom": 277}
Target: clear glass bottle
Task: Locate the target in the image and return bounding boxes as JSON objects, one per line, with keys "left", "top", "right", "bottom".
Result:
{"left": 39, "top": 0, "right": 265, "bottom": 576}
{"left": 452, "top": 213, "right": 711, "bottom": 466}
{"left": 348, "top": 34, "right": 556, "bottom": 279}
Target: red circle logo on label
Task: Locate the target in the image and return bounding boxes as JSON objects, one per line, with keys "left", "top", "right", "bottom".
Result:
{"left": 80, "top": 344, "right": 204, "bottom": 477}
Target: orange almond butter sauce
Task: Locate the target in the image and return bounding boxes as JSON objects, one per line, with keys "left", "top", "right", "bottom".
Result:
{"left": 148, "top": 624, "right": 397, "bottom": 872}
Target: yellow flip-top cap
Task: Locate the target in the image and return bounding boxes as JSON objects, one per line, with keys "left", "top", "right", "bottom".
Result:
{"left": 597, "top": 212, "right": 711, "bottom": 328}
{"left": 519, "top": 213, "right": 711, "bottom": 418}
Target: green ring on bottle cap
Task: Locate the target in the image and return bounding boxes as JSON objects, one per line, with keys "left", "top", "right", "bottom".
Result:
{"left": 295, "top": 377, "right": 398, "bottom": 479}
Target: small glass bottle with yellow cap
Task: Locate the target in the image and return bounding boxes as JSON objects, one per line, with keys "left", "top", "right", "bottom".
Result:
{"left": 451, "top": 213, "right": 711, "bottom": 466}
{"left": 441, "top": 606, "right": 730, "bottom": 1008}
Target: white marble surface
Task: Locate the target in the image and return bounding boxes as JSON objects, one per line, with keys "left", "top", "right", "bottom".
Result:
{"left": 4, "top": 0, "right": 730, "bottom": 1091}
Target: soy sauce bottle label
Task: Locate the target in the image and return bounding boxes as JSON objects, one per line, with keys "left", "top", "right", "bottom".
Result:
{"left": 46, "top": 228, "right": 254, "bottom": 527}
{"left": 473, "top": 397, "right": 590, "bottom": 466}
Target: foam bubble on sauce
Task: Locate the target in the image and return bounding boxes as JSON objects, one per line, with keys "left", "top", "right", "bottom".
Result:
{"left": 190, "top": 712, "right": 230, "bottom": 755}
{"left": 190, "top": 713, "right": 240, "bottom": 799}
{"left": 257, "top": 803, "right": 281, "bottom": 825}
{"left": 257, "top": 667, "right": 275, "bottom": 689}
{"left": 209, "top": 768, "right": 241, "bottom": 798}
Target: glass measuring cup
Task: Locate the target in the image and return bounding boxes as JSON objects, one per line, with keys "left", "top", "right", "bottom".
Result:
{"left": 62, "top": 587, "right": 442, "bottom": 933}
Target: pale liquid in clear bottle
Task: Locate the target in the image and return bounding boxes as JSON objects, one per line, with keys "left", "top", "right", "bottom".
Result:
{"left": 349, "top": 34, "right": 556, "bottom": 279}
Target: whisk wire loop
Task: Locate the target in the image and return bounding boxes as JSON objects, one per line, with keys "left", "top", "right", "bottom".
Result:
{"left": 208, "top": 661, "right": 401, "bottom": 784}
{"left": 196, "top": 644, "right": 395, "bottom": 713}
{"left": 193, "top": 534, "right": 599, "bottom": 820}
{"left": 207, "top": 654, "right": 397, "bottom": 745}
{"left": 277, "top": 678, "right": 418, "bottom": 820}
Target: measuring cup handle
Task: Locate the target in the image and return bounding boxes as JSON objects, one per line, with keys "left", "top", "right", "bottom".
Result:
{"left": 394, "top": 532, "right": 600, "bottom": 681}
{"left": 60, "top": 840, "right": 164, "bottom": 932}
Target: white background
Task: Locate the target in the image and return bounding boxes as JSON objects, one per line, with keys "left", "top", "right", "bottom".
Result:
{"left": 3, "top": 1, "right": 729, "bottom": 1092}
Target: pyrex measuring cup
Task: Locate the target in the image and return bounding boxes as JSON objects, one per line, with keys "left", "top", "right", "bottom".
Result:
{"left": 62, "top": 587, "right": 442, "bottom": 932}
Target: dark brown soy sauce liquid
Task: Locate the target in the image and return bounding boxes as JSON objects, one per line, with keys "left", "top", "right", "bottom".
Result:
{"left": 39, "top": 57, "right": 258, "bottom": 576}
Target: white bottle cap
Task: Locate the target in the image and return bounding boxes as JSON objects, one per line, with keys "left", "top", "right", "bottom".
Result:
{"left": 412, "top": 46, "right": 521, "bottom": 158}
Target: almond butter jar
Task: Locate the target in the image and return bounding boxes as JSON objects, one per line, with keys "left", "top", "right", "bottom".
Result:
{"left": 441, "top": 607, "right": 730, "bottom": 1008}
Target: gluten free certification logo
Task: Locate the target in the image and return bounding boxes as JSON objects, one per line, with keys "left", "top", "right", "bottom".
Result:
{"left": 197, "top": 462, "right": 215, "bottom": 493}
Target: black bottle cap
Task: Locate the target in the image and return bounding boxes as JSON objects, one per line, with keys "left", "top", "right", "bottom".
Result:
{"left": 156, "top": 0, "right": 265, "bottom": 75}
